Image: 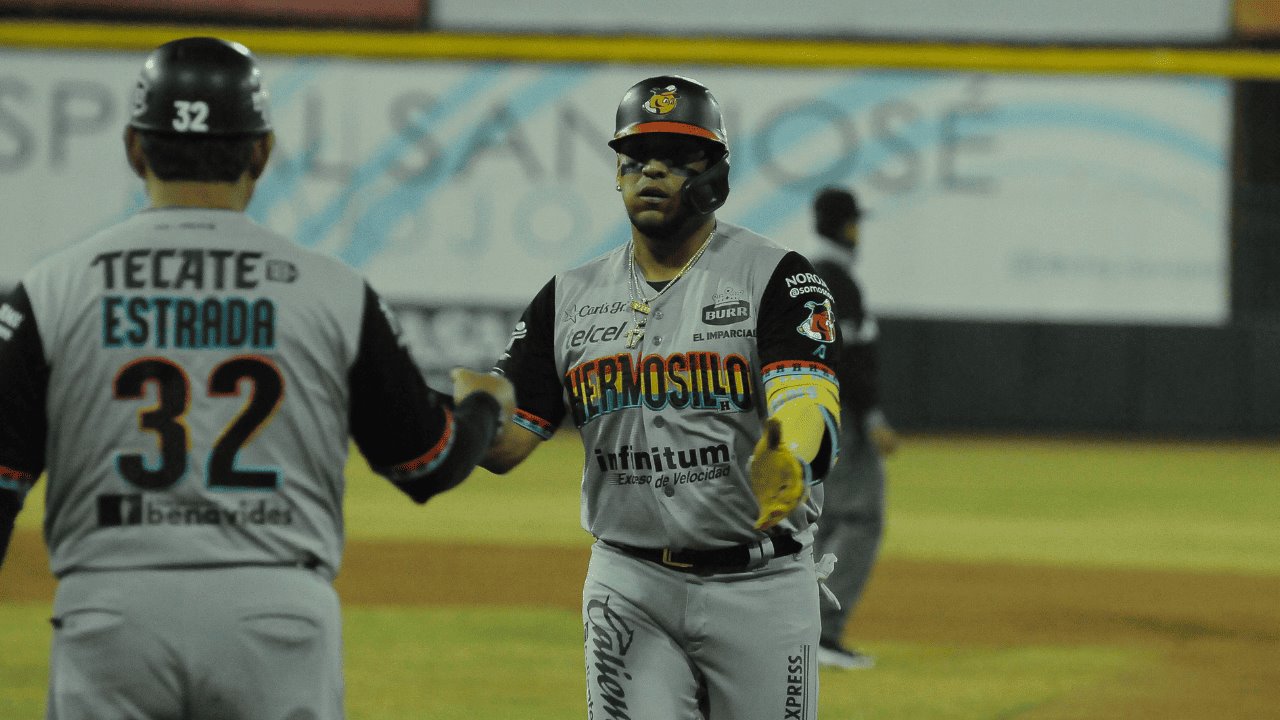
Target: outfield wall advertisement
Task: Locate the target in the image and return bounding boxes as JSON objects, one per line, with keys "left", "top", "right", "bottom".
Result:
{"left": 0, "top": 49, "right": 1229, "bottom": 330}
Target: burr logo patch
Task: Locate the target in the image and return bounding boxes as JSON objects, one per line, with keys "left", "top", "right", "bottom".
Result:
{"left": 702, "top": 285, "right": 751, "bottom": 326}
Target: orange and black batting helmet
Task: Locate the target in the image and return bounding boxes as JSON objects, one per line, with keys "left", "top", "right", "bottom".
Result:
{"left": 608, "top": 75, "right": 730, "bottom": 215}
{"left": 609, "top": 75, "right": 728, "bottom": 150}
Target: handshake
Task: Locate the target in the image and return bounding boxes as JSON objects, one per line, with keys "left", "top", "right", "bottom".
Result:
{"left": 450, "top": 368, "right": 516, "bottom": 440}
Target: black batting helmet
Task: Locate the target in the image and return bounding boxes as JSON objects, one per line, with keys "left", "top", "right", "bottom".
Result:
{"left": 608, "top": 75, "right": 730, "bottom": 215}
{"left": 129, "top": 37, "right": 271, "bottom": 137}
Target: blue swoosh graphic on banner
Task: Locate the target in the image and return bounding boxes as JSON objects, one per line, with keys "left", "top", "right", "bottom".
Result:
{"left": 297, "top": 65, "right": 507, "bottom": 256}
{"left": 338, "top": 65, "right": 591, "bottom": 268}
{"left": 248, "top": 58, "right": 327, "bottom": 224}
{"left": 742, "top": 89, "right": 1227, "bottom": 237}
{"left": 867, "top": 158, "right": 1224, "bottom": 235}
{"left": 992, "top": 100, "right": 1223, "bottom": 167}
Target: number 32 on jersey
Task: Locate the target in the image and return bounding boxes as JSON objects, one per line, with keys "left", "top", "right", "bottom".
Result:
{"left": 113, "top": 355, "right": 284, "bottom": 491}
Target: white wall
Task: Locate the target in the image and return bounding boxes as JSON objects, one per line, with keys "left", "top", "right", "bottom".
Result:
{"left": 431, "top": 0, "right": 1233, "bottom": 43}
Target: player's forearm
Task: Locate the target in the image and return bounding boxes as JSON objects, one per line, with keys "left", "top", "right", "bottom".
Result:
{"left": 764, "top": 364, "right": 842, "bottom": 478}
{"left": 479, "top": 423, "right": 542, "bottom": 474}
{"left": 769, "top": 399, "right": 839, "bottom": 478}
{"left": 391, "top": 392, "right": 503, "bottom": 503}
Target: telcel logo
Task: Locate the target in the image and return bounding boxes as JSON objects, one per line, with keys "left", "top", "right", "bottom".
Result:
{"left": 568, "top": 322, "right": 628, "bottom": 348}
{"left": 702, "top": 300, "right": 750, "bottom": 326}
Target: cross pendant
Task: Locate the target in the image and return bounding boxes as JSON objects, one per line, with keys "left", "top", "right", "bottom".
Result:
{"left": 630, "top": 300, "right": 651, "bottom": 315}
{"left": 624, "top": 325, "right": 645, "bottom": 349}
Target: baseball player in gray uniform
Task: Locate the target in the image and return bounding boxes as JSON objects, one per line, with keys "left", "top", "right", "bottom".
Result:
{"left": 483, "top": 76, "right": 843, "bottom": 720}
{"left": 0, "top": 37, "right": 513, "bottom": 720}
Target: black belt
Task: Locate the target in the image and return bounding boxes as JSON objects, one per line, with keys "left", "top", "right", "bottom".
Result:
{"left": 57, "top": 554, "right": 327, "bottom": 579}
{"left": 608, "top": 534, "right": 803, "bottom": 572}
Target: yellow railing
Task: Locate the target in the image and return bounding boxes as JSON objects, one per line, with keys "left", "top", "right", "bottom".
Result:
{"left": 2, "top": 19, "right": 1280, "bottom": 78}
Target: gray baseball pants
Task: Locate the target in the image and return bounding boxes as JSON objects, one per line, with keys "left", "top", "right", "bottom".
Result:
{"left": 583, "top": 540, "right": 821, "bottom": 720}
{"left": 813, "top": 422, "right": 886, "bottom": 648}
{"left": 47, "top": 566, "right": 343, "bottom": 720}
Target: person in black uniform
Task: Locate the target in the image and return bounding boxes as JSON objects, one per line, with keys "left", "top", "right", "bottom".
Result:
{"left": 808, "top": 187, "right": 899, "bottom": 670}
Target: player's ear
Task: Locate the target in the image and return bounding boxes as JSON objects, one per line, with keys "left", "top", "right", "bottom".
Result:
{"left": 123, "top": 127, "right": 147, "bottom": 180}
{"left": 248, "top": 132, "right": 274, "bottom": 180}
{"left": 615, "top": 156, "right": 623, "bottom": 191}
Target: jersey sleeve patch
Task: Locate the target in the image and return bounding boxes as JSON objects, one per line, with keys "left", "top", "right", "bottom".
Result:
{"left": 513, "top": 408, "right": 555, "bottom": 440}
{"left": 762, "top": 361, "right": 841, "bottom": 421}
{"left": 0, "top": 465, "right": 37, "bottom": 494}
{"left": 796, "top": 298, "right": 837, "bottom": 344}
{"left": 762, "top": 360, "right": 838, "bottom": 385}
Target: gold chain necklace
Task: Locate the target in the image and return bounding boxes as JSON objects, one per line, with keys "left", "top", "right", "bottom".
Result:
{"left": 624, "top": 231, "right": 715, "bottom": 349}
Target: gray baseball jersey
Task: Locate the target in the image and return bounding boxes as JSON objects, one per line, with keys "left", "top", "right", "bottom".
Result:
{"left": 499, "top": 221, "right": 840, "bottom": 550}
{"left": 0, "top": 207, "right": 472, "bottom": 580}
{"left": 498, "top": 221, "right": 841, "bottom": 720}
{"left": 0, "top": 206, "right": 501, "bottom": 720}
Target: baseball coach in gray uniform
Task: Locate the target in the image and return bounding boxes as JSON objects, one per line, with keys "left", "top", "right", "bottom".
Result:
{"left": 483, "top": 76, "right": 843, "bottom": 720}
{"left": 0, "top": 37, "right": 513, "bottom": 719}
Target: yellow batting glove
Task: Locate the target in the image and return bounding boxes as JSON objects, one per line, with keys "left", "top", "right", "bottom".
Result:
{"left": 749, "top": 417, "right": 808, "bottom": 531}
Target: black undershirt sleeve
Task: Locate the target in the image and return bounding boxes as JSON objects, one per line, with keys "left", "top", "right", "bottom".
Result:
{"left": 394, "top": 392, "right": 502, "bottom": 504}
{"left": 756, "top": 252, "right": 842, "bottom": 375}
{"left": 348, "top": 284, "right": 501, "bottom": 504}
{"left": 0, "top": 489, "right": 21, "bottom": 569}
{"left": 494, "top": 277, "right": 566, "bottom": 437}
{"left": 0, "top": 283, "right": 48, "bottom": 568}
{"left": 811, "top": 258, "right": 878, "bottom": 419}
{"left": 756, "top": 252, "right": 843, "bottom": 478}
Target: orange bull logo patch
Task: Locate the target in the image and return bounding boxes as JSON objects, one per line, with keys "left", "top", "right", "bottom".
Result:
{"left": 797, "top": 299, "right": 835, "bottom": 343}
{"left": 644, "top": 85, "right": 679, "bottom": 115}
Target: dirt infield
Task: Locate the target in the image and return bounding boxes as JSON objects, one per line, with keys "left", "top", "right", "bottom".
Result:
{"left": 3, "top": 529, "right": 1276, "bottom": 719}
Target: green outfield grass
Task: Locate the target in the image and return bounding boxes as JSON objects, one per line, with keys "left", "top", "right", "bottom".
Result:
{"left": 335, "top": 433, "right": 1280, "bottom": 574}
{"left": 0, "top": 601, "right": 1145, "bottom": 720}
{"left": 883, "top": 437, "right": 1280, "bottom": 574}
{"left": 16, "top": 433, "right": 1277, "bottom": 575}
{"left": 4, "top": 434, "right": 1276, "bottom": 718}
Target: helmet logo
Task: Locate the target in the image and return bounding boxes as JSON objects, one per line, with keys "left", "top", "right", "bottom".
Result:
{"left": 643, "top": 85, "right": 679, "bottom": 115}
{"left": 251, "top": 89, "right": 269, "bottom": 115}
{"left": 130, "top": 78, "right": 150, "bottom": 119}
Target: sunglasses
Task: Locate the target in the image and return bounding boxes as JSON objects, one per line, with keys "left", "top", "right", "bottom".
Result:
{"left": 617, "top": 137, "right": 711, "bottom": 176}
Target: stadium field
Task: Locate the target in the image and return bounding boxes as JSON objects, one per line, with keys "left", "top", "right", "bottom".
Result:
{"left": 2, "top": 433, "right": 1277, "bottom": 719}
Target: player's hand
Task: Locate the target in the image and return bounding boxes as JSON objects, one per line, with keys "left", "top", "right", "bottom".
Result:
{"left": 749, "top": 417, "right": 808, "bottom": 531}
{"left": 451, "top": 368, "right": 516, "bottom": 440}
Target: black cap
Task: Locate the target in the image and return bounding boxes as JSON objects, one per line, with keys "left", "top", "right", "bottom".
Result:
{"left": 813, "top": 187, "right": 862, "bottom": 238}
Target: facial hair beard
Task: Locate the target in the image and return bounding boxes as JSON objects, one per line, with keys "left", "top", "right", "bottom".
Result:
{"left": 628, "top": 197, "right": 706, "bottom": 252}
